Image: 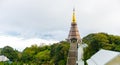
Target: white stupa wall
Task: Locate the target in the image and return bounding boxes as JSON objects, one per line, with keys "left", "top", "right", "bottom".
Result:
{"left": 77, "top": 44, "right": 84, "bottom": 65}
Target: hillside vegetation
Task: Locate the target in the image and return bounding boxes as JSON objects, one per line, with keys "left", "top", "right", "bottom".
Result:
{"left": 0, "top": 32, "right": 120, "bottom": 65}
{"left": 0, "top": 41, "right": 69, "bottom": 65}
{"left": 83, "top": 33, "right": 120, "bottom": 64}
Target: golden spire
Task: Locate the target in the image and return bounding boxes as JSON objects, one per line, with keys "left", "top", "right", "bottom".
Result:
{"left": 72, "top": 8, "right": 76, "bottom": 23}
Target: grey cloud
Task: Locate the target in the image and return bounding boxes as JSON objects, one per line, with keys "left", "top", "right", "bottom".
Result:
{"left": 0, "top": 0, "right": 120, "bottom": 40}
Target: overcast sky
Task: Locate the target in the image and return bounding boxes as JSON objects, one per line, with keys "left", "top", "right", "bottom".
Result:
{"left": 0, "top": 0, "right": 120, "bottom": 51}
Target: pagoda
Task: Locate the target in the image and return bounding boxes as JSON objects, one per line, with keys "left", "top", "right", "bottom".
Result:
{"left": 67, "top": 8, "right": 83, "bottom": 65}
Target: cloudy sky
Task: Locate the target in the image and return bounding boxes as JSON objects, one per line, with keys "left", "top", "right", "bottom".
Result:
{"left": 0, "top": 0, "right": 120, "bottom": 51}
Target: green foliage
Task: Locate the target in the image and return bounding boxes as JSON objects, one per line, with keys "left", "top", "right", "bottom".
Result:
{"left": 0, "top": 62, "right": 4, "bottom": 65}
{"left": 35, "top": 50, "right": 50, "bottom": 64}
{"left": 2, "top": 32, "right": 120, "bottom": 65}
{"left": 0, "top": 48, "right": 2, "bottom": 55}
{"left": 58, "top": 60, "right": 66, "bottom": 65}
{"left": 19, "top": 41, "right": 69, "bottom": 65}
{"left": 83, "top": 32, "right": 120, "bottom": 64}
{"left": 50, "top": 41, "right": 70, "bottom": 65}
{"left": 21, "top": 45, "right": 39, "bottom": 62}
{"left": 35, "top": 50, "right": 50, "bottom": 61}
{"left": 1, "top": 46, "right": 18, "bottom": 61}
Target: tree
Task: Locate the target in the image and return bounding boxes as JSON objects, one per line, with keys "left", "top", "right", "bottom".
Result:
{"left": 1, "top": 46, "right": 18, "bottom": 61}
{"left": 35, "top": 50, "right": 50, "bottom": 64}
{"left": 50, "top": 41, "right": 70, "bottom": 65}
{"left": 21, "top": 45, "right": 38, "bottom": 62}
{"left": 83, "top": 32, "right": 120, "bottom": 65}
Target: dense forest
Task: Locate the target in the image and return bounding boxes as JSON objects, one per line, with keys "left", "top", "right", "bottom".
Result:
{"left": 0, "top": 32, "right": 120, "bottom": 65}
{"left": 0, "top": 41, "right": 70, "bottom": 65}
{"left": 83, "top": 33, "right": 120, "bottom": 65}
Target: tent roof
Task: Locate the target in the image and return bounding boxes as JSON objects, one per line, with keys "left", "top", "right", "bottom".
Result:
{"left": 0, "top": 55, "right": 9, "bottom": 61}
{"left": 87, "top": 49, "right": 120, "bottom": 65}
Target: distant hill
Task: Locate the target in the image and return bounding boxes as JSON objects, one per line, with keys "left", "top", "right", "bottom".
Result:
{"left": 1, "top": 32, "right": 120, "bottom": 65}
{"left": 83, "top": 32, "right": 120, "bottom": 65}
{"left": 0, "top": 41, "right": 70, "bottom": 65}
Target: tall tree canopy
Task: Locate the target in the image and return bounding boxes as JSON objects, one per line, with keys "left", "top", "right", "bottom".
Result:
{"left": 1, "top": 32, "right": 120, "bottom": 65}
{"left": 83, "top": 33, "right": 120, "bottom": 63}
{"left": 1, "top": 46, "right": 18, "bottom": 61}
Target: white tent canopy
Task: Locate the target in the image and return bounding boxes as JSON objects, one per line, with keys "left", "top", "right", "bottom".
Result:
{"left": 0, "top": 55, "right": 9, "bottom": 62}
{"left": 87, "top": 49, "right": 120, "bottom": 65}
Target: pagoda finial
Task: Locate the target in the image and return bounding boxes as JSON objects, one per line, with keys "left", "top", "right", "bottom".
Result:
{"left": 72, "top": 8, "right": 76, "bottom": 23}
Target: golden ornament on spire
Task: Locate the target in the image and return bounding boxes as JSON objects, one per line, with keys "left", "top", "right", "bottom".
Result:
{"left": 72, "top": 8, "right": 76, "bottom": 23}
